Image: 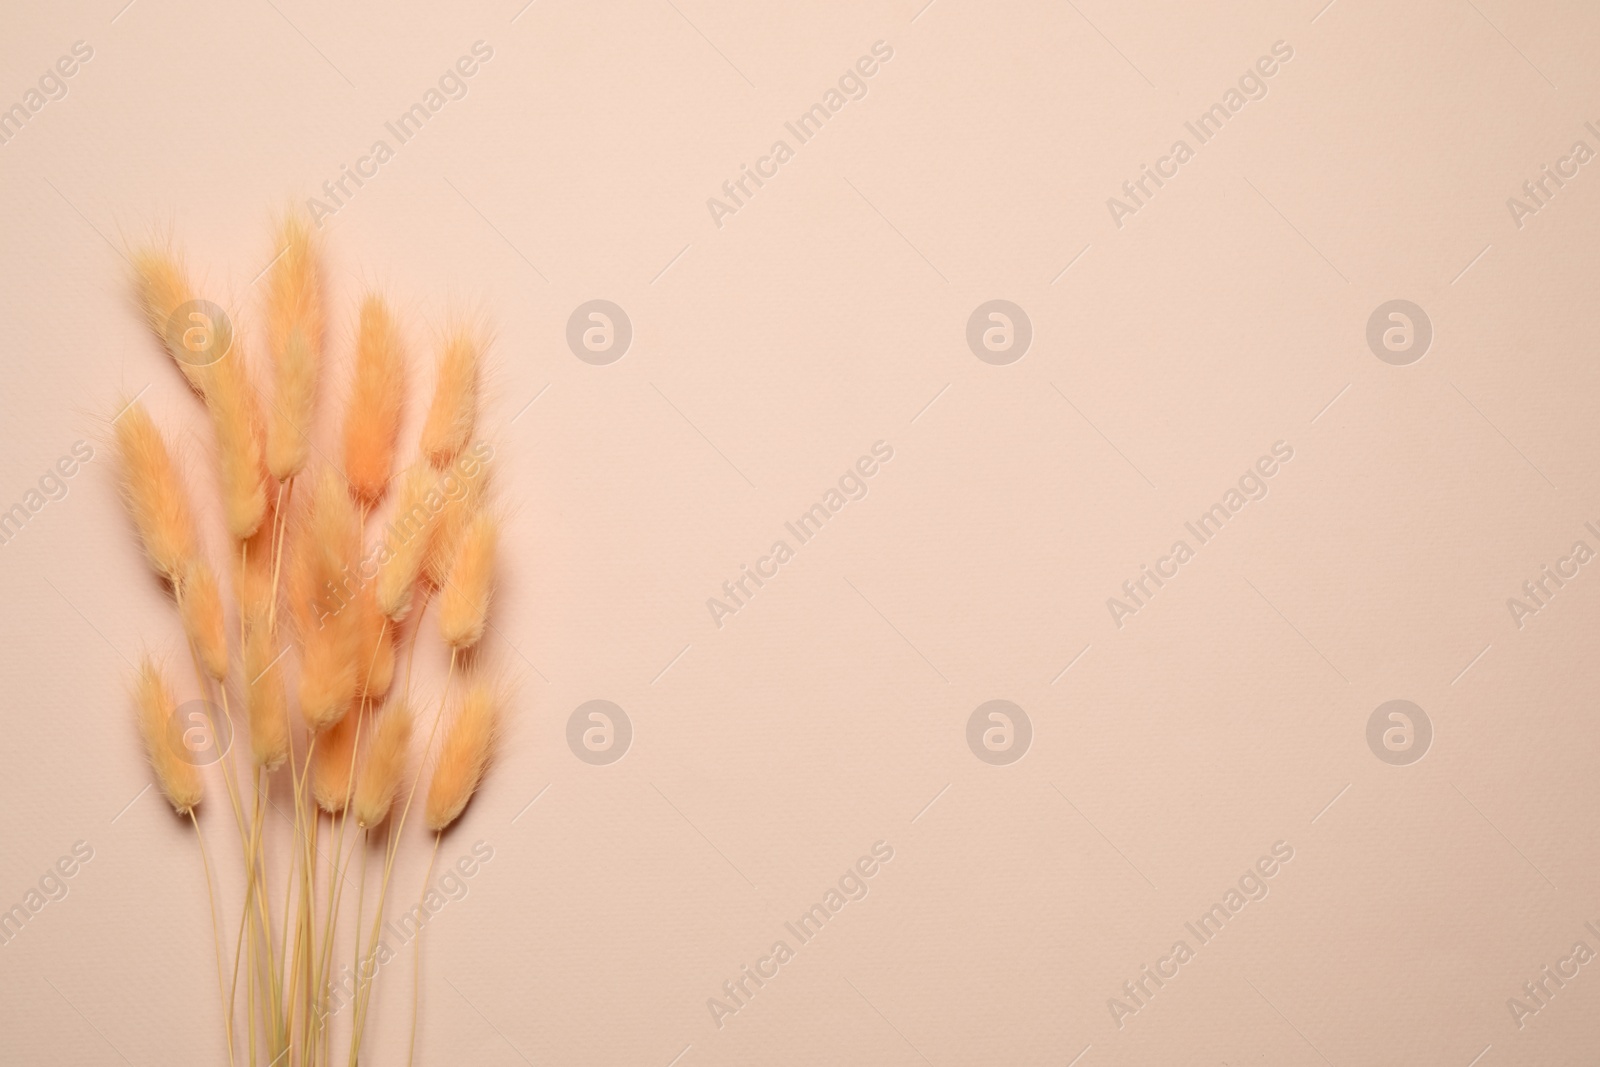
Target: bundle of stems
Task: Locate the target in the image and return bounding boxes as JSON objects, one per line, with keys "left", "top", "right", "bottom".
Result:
{"left": 117, "top": 216, "right": 501, "bottom": 1067}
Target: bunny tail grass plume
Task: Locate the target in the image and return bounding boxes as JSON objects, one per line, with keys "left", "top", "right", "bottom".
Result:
{"left": 358, "top": 588, "right": 395, "bottom": 699}
{"left": 131, "top": 248, "right": 208, "bottom": 396}
{"left": 295, "top": 468, "right": 362, "bottom": 731}
{"left": 424, "top": 447, "right": 491, "bottom": 589}
{"left": 375, "top": 462, "right": 439, "bottom": 621}
{"left": 179, "top": 559, "right": 228, "bottom": 680}
{"left": 207, "top": 338, "right": 269, "bottom": 540}
{"left": 133, "top": 658, "right": 202, "bottom": 815}
{"left": 438, "top": 510, "right": 497, "bottom": 651}
{"left": 265, "top": 213, "right": 323, "bottom": 480}
{"left": 244, "top": 623, "right": 289, "bottom": 770}
{"left": 354, "top": 700, "right": 411, "bottom": 828}
{"left": 237, "top": 497, "right": 277, "bottom": 625}
{"left": 425, "top": 681, "right": 499, "bottom": 832}
{"left": 113, "top": 400, "right": 197, "bottom": 584}
{"left": 311, "top": 710, "right": 359, "bottom": 815}
{"left": 420, "top": 324, "right": 483, "bottom": 469}
{"left": 343, "top": 295, "right": 406, "bottom": 503}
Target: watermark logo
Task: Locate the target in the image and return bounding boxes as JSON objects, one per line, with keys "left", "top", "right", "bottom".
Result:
{"left": 167, "top": 698, "right": 232, "bottom": 767}
{"left": 165, "top": 300, "right": 233, "bottom": 368}
{"left": 1366, "top": 300, "right": 1431, "bottom": 366}
{"left": 567, "top": 700, "right": 632, "bottom": 765}
{"left": 1366, "top": 700, "right": 1431, "bottom": 765}
{"left": 566, "top": 300, "right": 632, "bottom": 365}
{"left": 966, "top": 300, "right": 1032, "bottom": 365}
{"left": 966, "top": 700, "right": 1031, "bottom": 765}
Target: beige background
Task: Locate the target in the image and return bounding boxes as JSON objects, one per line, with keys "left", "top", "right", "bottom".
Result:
{"left": 3, "top": 0, "right": 1600, "bottom": 1063}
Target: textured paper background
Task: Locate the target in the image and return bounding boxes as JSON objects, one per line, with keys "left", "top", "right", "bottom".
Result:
{"left": 2, "top": 0, "right": 1599, "bottom": 1064}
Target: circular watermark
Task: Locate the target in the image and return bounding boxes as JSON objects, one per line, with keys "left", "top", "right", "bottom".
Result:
{"left": 164, "top": 299, "right": 233, "bottom": 368}
{"left": 1366, "top": 300, "right": 1432, "bottom": 366}
{"left": 966, "top": 300, "right": 1032, "bottom": 365}
{"left": 166, "top": 698, "right": 233, "bottom": 767}
{"left": 966, "top": 700, "right": 1031, "bottom": 765}
{"left": 1366, "top": 700, "right": 1431, "bottom": 765}
{"left": 566, "top": 300, "right": 632, "bottom": 365}
{"left": 567, "top": 699, "right": 632, "bottom": 765}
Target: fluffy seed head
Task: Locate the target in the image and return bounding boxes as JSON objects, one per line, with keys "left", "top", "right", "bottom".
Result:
{"left": 131, "top": 249, "right": 208, "bottom": 396}
{"left": 244, "top": 623, "right": 289, "bottom": 770}
{"left": 424, "top": 449, "right": 491, "bottom": 589}
{"left": 295, "top": 468, "right": 362, "bottom": 731}
{"left": 343, "top": 296, "right": 406, "bottom": 503}
{"left": 354, "top": 700, "right": 412, "bottom": 828}
{"left": 357, "top": 591, "right": 394, "bottom": 700}
{"left": 438, "top": 510, "right": 497, "bottom": 651}
{"left": 236, "top": 498, "right": 278, "bottom": 626}
{"left": 132, "top": 658, "right": 202, "bottom": 815}
{"left": 265, "top": 214, "right": 324, "bottom": 480}
{"left": 375, "top": 462, "right": 440, "bottom": 621}
{"left": 420, "top": 326, "right": 483, "bottom": 469}
{"left": 179, "top": 559, "right": 228, "bottom": 680}
{"left": 311, "top": 709, "right": 359, "bottom": 815}
{"left": 425, "top": 682, "right": 499, "bottom": 832}
{"left": 113, "top": 401, "right": 198, "bottom": 584}
{"left": 206, "top": 337, "right": 269, "bottom": 540}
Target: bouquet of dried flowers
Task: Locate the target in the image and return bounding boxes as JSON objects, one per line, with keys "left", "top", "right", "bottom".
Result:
{"left": 116, "top": 213, "right": 502, "bottom": 1066}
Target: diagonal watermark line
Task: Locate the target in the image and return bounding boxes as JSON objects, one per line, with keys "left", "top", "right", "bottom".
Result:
{"left": 1244, "top": 977, "right": 1333, "bottom": 1065}
{"left": 510, "top": 783, "right": 550, "bottom": 823}
{"left": 910, "top": 0, "right": 938, "bottom": 21}
{"left": 111, "top": 783, "right": 151, "bottom": 824}
{"left": 910, "top": 382, "right": 951, "bottom": 424}
{"left": 111, "top": 383, "right": 154, "bottom": 423}
{"left": 1310, "top": 382, "right": 1350, "bottom": 424}
{"left": 444, "top": 176, "right": 549, "bottom": 281}
{"left": 843, "top": 576, "right": 950, "bottom": 684}
{"left": 1243, "top": 176, "right": 1348, "bottom": 283}
{"left": 651, "top": 243, "right": 693, "bottom": 285}
{"left": 111, "top": 0, "right": 141, "bottom": 23}
{"left": 249, "top": 644, "right": 291, "bottom": 685}
{"left": 1448, "top": 381, "right": 1556, "bottom": 488}
{"left": 444, "top": 977, "right": 536, "bottom": 1064}
{"left": 44, "top": 977, "right": 134, "bottom": 1065}
{"left": 652, "top": 782, "right": 757, "bottom": 889}
{"left": 1462, "top": 0, "right": 1558, "bottom": 88}
{"left": 662, "top": 0, "right": 755, "bottom": 87}
{"left": 910, "top": 782, "right": 950, "bottom": 823}
{"left": 1243, "top": 576, "right": 1349, "bottom": 684}
{"left": 261, "top": 0, "right": 356, "bottom": 87}
{"left": 1466, "top": 1044, "right": 1492, "bottom": 1067}
{"left": 664, "top": 1044, "right": 693, "bottom": 1067}
{"left": 44, "top": 177, "right": 128, "bottom": 264}
{"left": 1451, "top": 643, "right": 1492, "bottom": 686}
{"left": 1051, "top": 782, "right": 1157, "bottom": 890}
{"left": 251, "top": 243, "right": 292, "bottom": 287}
{"left": 651, "top": 643, "right": 693, "bottom": 685}
{"left": 43, "top": 576, "right": 133, "bottom": 669}
{"left": 650, "top": 382, "right": 757, "bottom": 488}
{"left": 1311, "top": 783, "right": 1350, "bottom": 824}
{"left": 1066, "top": 1043, "right": 1093, "bottom": 1067}
{"left": 1050, "top": 382, "right": 1156, "bottom": 488}
{"left": 1451, "top": 782, "right": 1556, "bottom": 890}
{"left": 843, "top": 177, "right": 948, "bottom": 283}
{"left": 510, "top": 0, "right": 539, "bottom": 23}
{"left": 509, "top": 382, "right": 551, "bottom": 424}
{"left": 1310, "top": 0, "right": 1339, "bottom": 23}
{"left": 843, "top": 977, "right": 935, "bottom": 1066}
{"left": 1050, "top": 242, "right": 1093, "bottom": 284}
{"left": 1051, "top": 642, "right": 1092, "bottom": 685}
{"left": 1063, "top": 0, "right": 1154, "bottom": 87}
{"left": 1450, "top": 243, "right": 1493, "bottom": 286}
